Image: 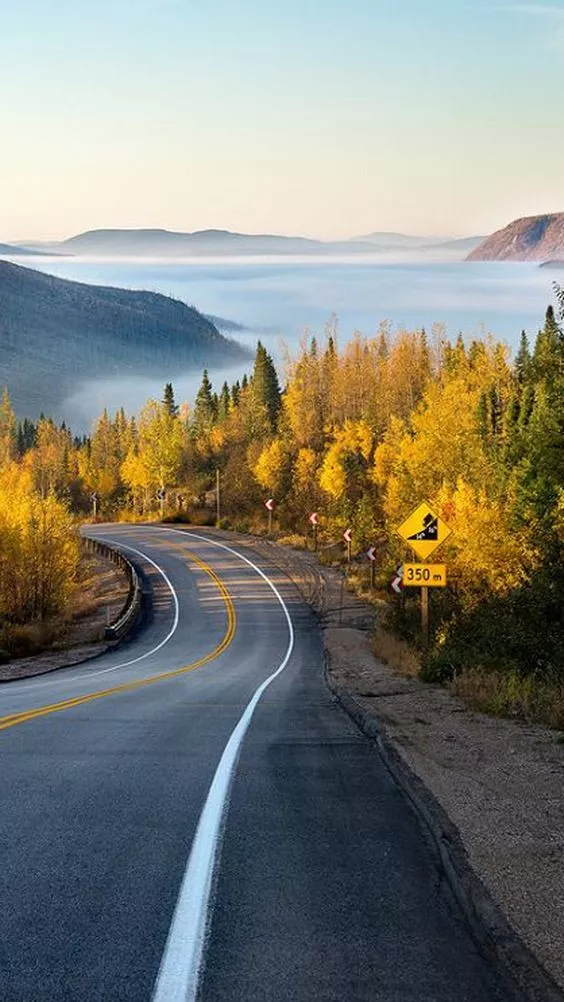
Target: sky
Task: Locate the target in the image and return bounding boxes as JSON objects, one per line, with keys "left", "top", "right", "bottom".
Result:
{"left": 2, "top": 0, "right": 564, "bottom": 241}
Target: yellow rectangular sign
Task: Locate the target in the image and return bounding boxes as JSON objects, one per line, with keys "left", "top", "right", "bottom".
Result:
{"left": 404, "top": 563, "right": 447, "bottom": 588}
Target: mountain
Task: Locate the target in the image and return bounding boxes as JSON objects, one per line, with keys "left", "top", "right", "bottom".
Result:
{"left": 0, "top": 242, "right": 49, "bottom": 257}
{"left": 350, "top": 232, "right": 448, "bottom": 248}
{"left": 421, "top": 235, "right": 485, "bottom": 254}
{"left": 51, "top": 228, "right": 387, "bottom": 257}
{"left": 539, "top": 260, "right": 564, "bottom": 270}
{"left": 0, "top": 260, "right": 250, "bottom": 418}
{"left": 467, "top": 213, "right": 564, "bottom": 262}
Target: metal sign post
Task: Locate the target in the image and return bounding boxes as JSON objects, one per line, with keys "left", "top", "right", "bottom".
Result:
{"left": 157, "top": 487, "right": 166, "bottom": 519}
{"left": 343, "top": 528, "right": 352, "bottom": 564}
{"left": 91, "top": 492, "right": 99, "bottom": 518}
{"left": 397, "top": 502, "right": 452, "bottom": 644}
{"left": 309, "top": 512, "right": 319, "bottom": 551}
{"left": 216, "top": 469, "right": 221, "bottom": 525}
{"left": 367, "top": 545, "right": 376, "bottom": 588}
{"left": 265, "top": 498, "right": 275, "bottom": 536}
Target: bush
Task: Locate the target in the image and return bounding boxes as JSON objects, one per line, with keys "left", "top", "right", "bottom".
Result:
{"left": 162, "top": 510, "right": 191, "bottom": 524}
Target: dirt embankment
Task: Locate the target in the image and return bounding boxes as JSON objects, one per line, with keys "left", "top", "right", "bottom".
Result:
{"left": 222, "top": 532, "right": 564, "bottom": 999}
{"left": 0, "top": 552, "right": 130, "bottom": 682}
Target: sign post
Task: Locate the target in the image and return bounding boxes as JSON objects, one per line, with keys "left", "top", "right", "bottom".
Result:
{"left": 389, "top": 564, "right": 404, "bottom": 595}
{"left": 216, "top": 469, "right": 221, "bottom": 525}
{"left": 367, "top": 545, "right": 377, "bottom": 588}
{"left": 397, "top": 502, "right": 452, "bottom": 645}
{"left": 343, "top": 528, "right": 352, "bottom": 564}
{"left": 265, "top": 498, "right": 275, "bottom": 536}
{"left": 91, "top": 492, "right": 99, "bottom": 518}
{"left": 157, "top": 486, "right": 166, "bottom": 519}
{"left": 309, "top": 512, "right": 319, "bottom": 551}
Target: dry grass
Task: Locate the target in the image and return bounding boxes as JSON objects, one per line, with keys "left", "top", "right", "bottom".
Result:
{"left": 450, "top": 668, "right": 564, "bottom": 731}
{"left": 0, "top": 620, "right": 69, "bottom": 659}
{"left": 277, "top": 533, "right": 308, "bottom": 550}
{"left": 372, "top": 626, "right": 422, "bottom": 678}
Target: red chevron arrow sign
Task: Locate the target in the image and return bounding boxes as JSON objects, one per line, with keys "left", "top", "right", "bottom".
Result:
{"left": 343, "top": 528, "right": 352, "bottom": 544}
{"left": 390, "top": 564, "right": 404, "bottom": 594}
{"left": 309, "top": 512, "right": 319, "bottom": 525}
{"left": 367, "top": 546, "right": 376, "bottom": 562}
{"left": 265, "top": 498, "right": 275, "bottom": 511}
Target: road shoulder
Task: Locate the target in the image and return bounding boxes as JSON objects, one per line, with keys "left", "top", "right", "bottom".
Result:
{"left": 204, "top": 530, "right": 564, "bottom": 1001}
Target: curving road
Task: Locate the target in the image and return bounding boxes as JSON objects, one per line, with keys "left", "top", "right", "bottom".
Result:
{"left": 0, "top": 525, "right": 508, "bottom": 1001}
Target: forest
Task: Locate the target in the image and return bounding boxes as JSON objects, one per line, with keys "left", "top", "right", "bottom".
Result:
{"left": 0, "top": 289, "right": 563, "bottom": 725}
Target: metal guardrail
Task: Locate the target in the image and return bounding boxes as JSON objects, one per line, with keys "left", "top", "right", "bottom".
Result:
{"left": 82, "top": 536, "right": 142, "bottom": 641}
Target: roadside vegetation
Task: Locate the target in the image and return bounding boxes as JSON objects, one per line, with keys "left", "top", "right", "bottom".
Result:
{"left": 0, "top": 292, "right": 562, "bottom": 725}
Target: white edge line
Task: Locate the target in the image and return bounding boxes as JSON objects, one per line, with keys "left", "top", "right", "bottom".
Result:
{"left": 13, "top": 534, "right": 180, "bottom": 692}
{"left": 151, "top": 528, "right": 295, "bottom": 1002}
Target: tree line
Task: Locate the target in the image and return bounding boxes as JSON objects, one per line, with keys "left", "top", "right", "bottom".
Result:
{"left": 0, "top": 294, "right": 562, "bottom": 710}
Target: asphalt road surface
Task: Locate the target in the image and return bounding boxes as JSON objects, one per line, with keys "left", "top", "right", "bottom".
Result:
{"left": 0, "top": 525, "right": 509, "bottom": 1001}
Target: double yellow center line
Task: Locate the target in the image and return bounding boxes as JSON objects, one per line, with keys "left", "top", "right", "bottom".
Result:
{"left": 0, "top": 551, "right": 236, "bottom": 734}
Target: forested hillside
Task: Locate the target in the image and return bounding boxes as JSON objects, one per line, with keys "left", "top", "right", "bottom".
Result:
{"left": 0, "top": 293, "right": 562, "bottom": 723}
{"left": 0, "top": 260, "right": 250, "bottom": 417}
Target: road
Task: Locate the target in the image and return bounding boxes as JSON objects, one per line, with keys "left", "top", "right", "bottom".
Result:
{"left": 0, "top": 525, "right": 509, "bottom": 1001}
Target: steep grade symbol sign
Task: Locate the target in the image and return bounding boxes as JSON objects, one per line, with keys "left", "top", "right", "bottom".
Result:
{"left": 397, "top": 502, "right": 452, "bottom": 561}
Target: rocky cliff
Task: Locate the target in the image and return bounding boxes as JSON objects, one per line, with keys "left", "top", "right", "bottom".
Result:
{"left": 467, "top": 213, "right": 564, "bottom": 262}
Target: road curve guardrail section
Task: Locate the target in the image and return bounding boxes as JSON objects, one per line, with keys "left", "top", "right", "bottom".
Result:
{"left": 82, "top": 536, "right": 142, "bottom": 642}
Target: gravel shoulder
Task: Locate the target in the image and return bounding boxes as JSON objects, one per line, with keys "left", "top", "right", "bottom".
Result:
{"left": 209, "top": 530, "right": 564, "bottom": 998}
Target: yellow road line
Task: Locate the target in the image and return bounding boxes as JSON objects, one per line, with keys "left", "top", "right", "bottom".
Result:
{"left": 0, "top": 550, "right": 236, "bottom": 734}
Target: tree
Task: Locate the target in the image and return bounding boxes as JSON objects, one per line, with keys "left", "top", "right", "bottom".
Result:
{"left": 514, "top": 331, "right": 531, "bottom": 385}
{"left": 192, "top": 370, "right": 217, "bottom": 440}
{"left": 162, "top": 383, "right": 179, "bottom": 417}
{"left": 252, "top": 342, "right": 281, "bottom": 431}
{"left": 0, "top": 389, "right": 16, "bottom": 468}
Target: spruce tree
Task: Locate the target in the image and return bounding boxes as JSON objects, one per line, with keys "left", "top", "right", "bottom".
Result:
{"left": 252, "top": 341, "right": 281, "bottom": 431}
{"left": 162, "top": 382, "right": 178, "bottom": 417}
{"left": 515, "top": 331, "right": 531, "bottom": 385}
{"left": 533, "top": 306, "right": 563, "bottom": 383}
{"left": 218, "top": 382, "right": 230, "bottom": 422}
{"left": 192, "top": 370, "right": 217, "bottom": 436}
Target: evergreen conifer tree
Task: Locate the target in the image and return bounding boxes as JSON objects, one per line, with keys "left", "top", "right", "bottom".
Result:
{"left": 192, "top": 370, "right": 217, "bottom": 436}
{"left": 162, "top": 383, "right": 179, "bottom": 417}
{"left": 252, "top": 341, "right": 281, "bottom": 431}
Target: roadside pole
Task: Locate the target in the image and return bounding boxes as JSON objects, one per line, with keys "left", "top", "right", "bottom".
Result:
{"left": 397, "top": 501, "right": 452, "bottom": 649}
{"left": 216, "top": 468, "right": 221, "bottom": 525}
{"left": 91, "top": 492, "right": 98, "bottom": 518}
{"left": 421, "top": 585, "right": 429, "bottom": 646}
{"left": 367, "top": 545, "right": 377, "bottom": 589}
{"left": 309, "top": 512, "right": 319, "bottom": 551}
{"left": 343, "top": 528, "right": 352, "bottom": 565}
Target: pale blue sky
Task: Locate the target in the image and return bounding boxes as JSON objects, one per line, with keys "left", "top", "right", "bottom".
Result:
{"left": 2, "top": 0, "right": 563, "bottom": 240}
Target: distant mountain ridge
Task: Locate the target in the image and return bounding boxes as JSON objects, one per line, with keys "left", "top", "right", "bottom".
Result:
{"left": 0, "top": 260, "right": 250, "bottom": 419}
{"left": 33, "top": 227, "right": 479, "bottom": 259}
{"left": 56, "top": 228, "right": 400, "bottom": 257}
{"left": 0, "top": 242, "right": 48, "bottom": 257}
{"left": 468, "top": 213, "right": 564, "bottom": 262}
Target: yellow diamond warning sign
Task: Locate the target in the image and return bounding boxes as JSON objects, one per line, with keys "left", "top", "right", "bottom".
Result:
{"left": 397, "top": 502, "right": 452, "bottom": 561}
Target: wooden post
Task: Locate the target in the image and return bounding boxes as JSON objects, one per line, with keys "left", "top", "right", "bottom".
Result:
{"left": 421, "top": 585, "right": 429, "bottom": 646}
